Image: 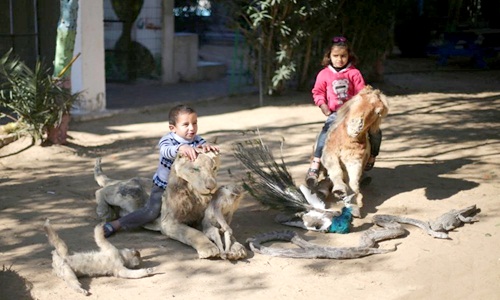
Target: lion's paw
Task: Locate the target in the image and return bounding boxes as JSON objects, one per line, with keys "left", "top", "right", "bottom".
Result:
{"left": 332, "top": 188, "right": 347, "bottom": 199}
{"left": 96, "top": 205, "right": 115, "bottom": 221}
{"left": 197, "top": 243, "right": 221, "bottom": 259}
{"left": 226, "top": 242, "right": 248, "bottom": 260}
{"left": 347, "top": 204, "right": 361, "bottom": 218}
{"left": 75, "top": 286, "right": 90, "bottom": 296}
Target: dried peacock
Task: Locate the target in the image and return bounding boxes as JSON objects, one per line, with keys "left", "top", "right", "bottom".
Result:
{"left": 232, "top": 136, "right": 351, "bottom": 233}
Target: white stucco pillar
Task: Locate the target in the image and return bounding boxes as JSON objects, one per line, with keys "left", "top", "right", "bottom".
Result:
{"left": 161, "top": 0, "right": 176, "bottom": 84}
{"left": 71, "top": 0, "right": 106, "bottom": 114}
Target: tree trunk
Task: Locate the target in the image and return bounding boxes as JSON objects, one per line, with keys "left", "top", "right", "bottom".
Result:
{"left": 49, "top": 0, "right": 78, "bottom": 145}
{"left": 53, "top": 0, "right": 79, "bottom": 79}
{"left": 47, "top": 113, "right": 71, "bottom": 145}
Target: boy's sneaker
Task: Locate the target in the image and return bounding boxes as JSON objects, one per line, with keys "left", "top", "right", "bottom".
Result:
{"left": 103, "top": 222, "right": 116, "bottom": 238}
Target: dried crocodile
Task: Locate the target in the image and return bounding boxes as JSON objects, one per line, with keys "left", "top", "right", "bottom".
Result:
{"left": 247, "top": 206, "right": 479, "bottom": 259}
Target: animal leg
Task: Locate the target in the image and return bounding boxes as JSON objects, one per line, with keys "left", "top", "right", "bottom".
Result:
{"left": 115, "top": 267, "right": 155, "bottom": 279}
{"left": 161, "top": 218, "right": 220, "bottom": 259}
{"left": 94, "top": 157, "right": 120, "bottom": 187}
{"left": 355, "top": 193, "right": 364, "bottom": 209}
{"left": 315, "top": 177, "right": 333, "bottom": 200}
{"left": 43, "top": 220, "right": 69, "bottom": 257}
{"left": 205, "top": 196, "right": 234, "bottom": 234}
{"left": 331, "top": 179, "right": 348, "bottom": 199}
{"left": 223, "top": 231, "right": 232, "bottom": 253}
{"left": 44, "top": 221, "right": 90, "bottom": 295}
{"left": 342, "top": 194, "right": 361, "bottom": 218}
{"left": 322, "top": 161, "right": 348, "bottom": 199}
{"left": 52, "top": 252, "right": 89, "bottom": 295}
{"left": 458, "top": 214, "right": 480, "bottom": 224}
{"left": 92, "top": 224, "right": 143, "bottom": 270}
{"left": 93, "top": 224, "right": 121, "bottom": 253}
{"left": 95, "top": 188, "right": 115, "bottom": 221}
{"left": 345, "top": 162, "right": 364, "bottom": 207}
{"left": 203, "top": 225, "right": 225, "bottom": 258}
{"left": 226, "top": 236, "right": 248, "bottom": 260}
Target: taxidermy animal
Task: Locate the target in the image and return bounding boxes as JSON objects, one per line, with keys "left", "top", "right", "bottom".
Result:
{"left": 43, "top": 219, "right": 154, "bottom": 296}
{"left": 92, "top": 154, "right": 247, "bottom": 260}
{"left": 247, "top": 205, "right": 480, "bottom": 259}
{"left": 233, "top": 138, "right": 351, "bottom": 233}
{"left": 321, "top": 85, "right": 389, "bottom": 216}
{"left": 159, "top": 149, "right": 247, "bottom": 260}
{"left": 94, "top": 157, "right": 151, "bottom": 222}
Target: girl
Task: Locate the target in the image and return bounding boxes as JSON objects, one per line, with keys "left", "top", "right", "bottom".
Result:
{"left": 305, "top": 36, "right": 382, "bottom": 188}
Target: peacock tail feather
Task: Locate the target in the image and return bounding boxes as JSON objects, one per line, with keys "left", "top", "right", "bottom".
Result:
{"left": 233, "top": 138, "right": 309, "bottom": 213}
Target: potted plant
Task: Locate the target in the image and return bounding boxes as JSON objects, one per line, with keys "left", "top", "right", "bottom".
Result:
{"left": 0, "top": 48, "right": 78, "bottom": 146}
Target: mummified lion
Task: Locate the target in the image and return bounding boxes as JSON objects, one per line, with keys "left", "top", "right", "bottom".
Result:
{"left": 43, "top": 220, "right": 154, "bottom": 296}
{"left": 159, "top": 150, "right": 247, "bottom": 260}
{"left": 93, "top": 151, "right": 247, "bottom": 260}
{"left": 94, "top": 157, "right": 151, "bottom": 222}
{"left": 321, "top": 85, "right": 389, "bottom": 216}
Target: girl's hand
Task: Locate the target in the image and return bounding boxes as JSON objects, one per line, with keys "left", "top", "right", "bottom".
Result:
{"left": 320, "top": 104, "right": 331, "bottom": 116}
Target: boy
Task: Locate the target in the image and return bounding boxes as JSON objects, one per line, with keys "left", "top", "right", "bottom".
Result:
{"left": 103, "top": 104, "right": 219, "bottom": 237}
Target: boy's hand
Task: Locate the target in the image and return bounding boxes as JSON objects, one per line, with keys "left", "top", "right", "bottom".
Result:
{"left": 179, "top": 144, "right": 219, "bottom": 161}
{"left": 199, "top": 143, "right": 219, "bottom": 153}
{"left": 320, "top": 104, "right": 331, "bottom": 116}
{"left": 179, "top": 144, "right": 198, "bottom": 161}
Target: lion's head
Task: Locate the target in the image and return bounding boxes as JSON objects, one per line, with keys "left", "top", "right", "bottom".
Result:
{"left": 173, "top": 150, "right": 221, "bottom": 195}
{"left": 336, "top": 85, "right": 389, "bottom": 138}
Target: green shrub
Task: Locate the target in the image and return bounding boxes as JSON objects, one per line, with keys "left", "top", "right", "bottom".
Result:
{"left": 0, "top": 49, "right": 77, "bottom": 143}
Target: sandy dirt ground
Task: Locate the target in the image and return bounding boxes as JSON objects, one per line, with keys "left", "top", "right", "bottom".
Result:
{"left": 1, "top": 58, "right": 499, "bottom": 300}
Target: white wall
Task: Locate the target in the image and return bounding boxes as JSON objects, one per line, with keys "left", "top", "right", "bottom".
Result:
{"left": 71, "top": 0, "right": 106, "bottom": 114}
{"left": 70, "top": 0, "right": 180, "bottom": 114}
{"left": 135, "top": 0, "right": 163, "bottom": 59}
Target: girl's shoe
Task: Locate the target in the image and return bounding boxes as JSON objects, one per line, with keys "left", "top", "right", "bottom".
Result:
{"left": 305, "top": 168, "right": 319, "bottom": 189}
{"left": 364, "top": 156, "right": 376, "bottom": 171}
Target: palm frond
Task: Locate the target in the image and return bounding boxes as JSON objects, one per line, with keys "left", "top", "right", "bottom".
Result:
{"left": 0, "top": 48, "right": 77, "bottom": 141}
{"left": 233, "top": 137, "right": 309, "bottom": 212}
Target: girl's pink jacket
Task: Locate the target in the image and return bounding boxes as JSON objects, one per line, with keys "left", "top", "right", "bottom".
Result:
{"left": 312, "top": 63, "right": 365, "bottom": 112}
